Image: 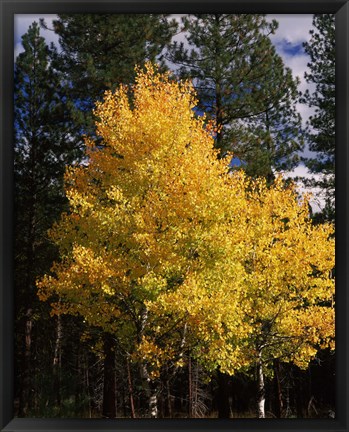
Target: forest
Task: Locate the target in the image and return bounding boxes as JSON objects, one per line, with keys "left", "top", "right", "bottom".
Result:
{"left": 14, "top": 14, "right": 335, "bottom": 419}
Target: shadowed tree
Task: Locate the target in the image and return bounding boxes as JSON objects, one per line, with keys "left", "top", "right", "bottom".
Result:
{"left": 14, "top": 21, "right": 83, "bottom": 415}
{"left": 301, "top": 14, "right": 335, "bottom": 222}
{"left": 167, "top": 14, "right": 303, "bottom": 181}
{"left": 43, "top": 14, "right": 178, "bottom": 137}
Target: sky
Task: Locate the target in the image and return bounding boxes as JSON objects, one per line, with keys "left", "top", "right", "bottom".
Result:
{"left": 14, "top": 14, "right": 326, "bottom": 212}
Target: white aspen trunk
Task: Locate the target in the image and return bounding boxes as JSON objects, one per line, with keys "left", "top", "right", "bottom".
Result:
{"left": 256, "top": 350, "right": 266, "bottom": 418}
{"left": 141, "top": 363, "right": 158, "bottom": 418}
{"left": 149, "top": 392, "right": 158, "bottom": 419}
{"left": 138, "top": 306, "right": 158, "bottom": 418}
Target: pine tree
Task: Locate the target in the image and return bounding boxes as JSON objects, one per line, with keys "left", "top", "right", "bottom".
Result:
{"left": 14, "top": 21, "right": 82, "bottom": 415}
{"left": 302, "top": 14, "right": 335, "bottom": 222}
{"left": 167, "top": 14, "right": 303, "bottom": 180}
{"left": 44, "top": 14, "right": 178, "bottom": 137}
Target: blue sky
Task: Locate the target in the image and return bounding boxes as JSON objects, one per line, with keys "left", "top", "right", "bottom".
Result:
{"left": 280, "top": 42, "right": 305, "bottom": 57}
{"left": 14, "top": 14, "right": 325, "bottom": 212}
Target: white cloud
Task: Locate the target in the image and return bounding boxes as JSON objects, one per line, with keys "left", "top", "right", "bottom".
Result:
{"left": 168, "top": 14, "right": 191, "bottom": 53}
{"left": 266, "top": 14, "right": 315, "bottom": 127}
{"left": 265, "top": 14, "right": 325, "bottom": 214}
{"left": 285, "top": 163, "right": 314, "bottom": 181}
{"left": 268, "top": 14, "right": 313, "bottom": 45}
{"left": 284, "top": 164, "right": 326, "bottom": 213}
{"left": 284, "top": 52, "right": 314, "bottom": 126}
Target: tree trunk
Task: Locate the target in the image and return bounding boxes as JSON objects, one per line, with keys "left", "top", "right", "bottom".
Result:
{"left": 294, "top": 365, "right": 304, "bottom": 418}
{"left": 74, "top": 339, "right": 83, "bottom": 416}
{"left": 188, "top": 356, "right": 193, "bottom": 417}
{"left": 19, "top": 201, "right": 36, "bottom": 416}
{"left": 273, "top": 359, "right": 283, "bottom": 418}
{"left": 149, "top": 389, "right": 158, "bottom": 419}
{"left": 166, "top": 378, "right": 172, "bottom": 418}
{"left": 18, "top": 153, "right": 37, "bottom": 417}
{"left": 85, "top": 352, "right": 92, "bottom": 418}
{"left": 102, "top": 333, "right": 116, "bottom": 418}
{"left": 126, "top": 356, "right": 136, "bottom": 418}
{"left": 19, "top": 307, "right": 33, "bottom": 416}
{"left": 217, "top": 369, "right": 230, "bottom": 418}
{"left": 137, "top": 306, "right": 158, "bottom": 418}
{"left": 53, "top": 314, "right": 62, "bottom": 409}
{"left": 256, "top": 351, "right": 266, "bottom": 418}
{"left": 141, "top": 362, "right": 158, "bottom": 418}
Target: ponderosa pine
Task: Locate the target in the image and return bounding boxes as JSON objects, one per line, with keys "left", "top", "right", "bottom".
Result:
{"left": 167, "top": 14, "right": 303, "bottom": 181}
{"left": 301, "top": 14, "right": 335, "bottom": 222}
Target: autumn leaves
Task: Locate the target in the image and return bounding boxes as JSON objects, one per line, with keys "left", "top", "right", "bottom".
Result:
{"left": 37, "top": 64, "right": 334, "bottom": 415}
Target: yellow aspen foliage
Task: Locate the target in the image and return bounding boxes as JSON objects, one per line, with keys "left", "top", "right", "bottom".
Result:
{"left": 236, "top": 176, "right": 334, "bottom": 371}
{"left": 37, "top": 63, "right": 334, "bottom": 380}
{"left": 37, "top": 63, "right": 249, "bottom": 367}
{"left": 148, "top": 174, "right": 334, "bottom": 375}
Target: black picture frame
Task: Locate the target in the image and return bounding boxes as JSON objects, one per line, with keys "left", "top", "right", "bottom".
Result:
{"left": 1, "top": 1, "right": 348, "bottom": 431}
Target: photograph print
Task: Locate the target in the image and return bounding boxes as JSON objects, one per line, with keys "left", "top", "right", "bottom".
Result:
{"left": 13, "top": 12, "right": 335, "bottom": 420}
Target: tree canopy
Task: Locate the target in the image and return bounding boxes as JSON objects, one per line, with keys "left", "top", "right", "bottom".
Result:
{"left": 37, "top": 64, "right": 335, "bottom": 418}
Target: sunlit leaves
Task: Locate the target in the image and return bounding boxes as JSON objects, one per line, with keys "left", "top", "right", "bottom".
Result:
{"left": 37, "top": 63, "right": 334, "bottom": 380}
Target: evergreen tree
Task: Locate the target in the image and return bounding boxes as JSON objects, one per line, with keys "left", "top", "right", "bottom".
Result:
{"left": 14, "top": 21, "right": 83, "bottom": 415}
{"left": 302, "top": 14, "right": 335, "bottom": 222}
{"left": 167, "top": 14, "right": 303, "bottom": 181}
{"left": 43, "top": 14, "right": 178, "bottom": 137}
